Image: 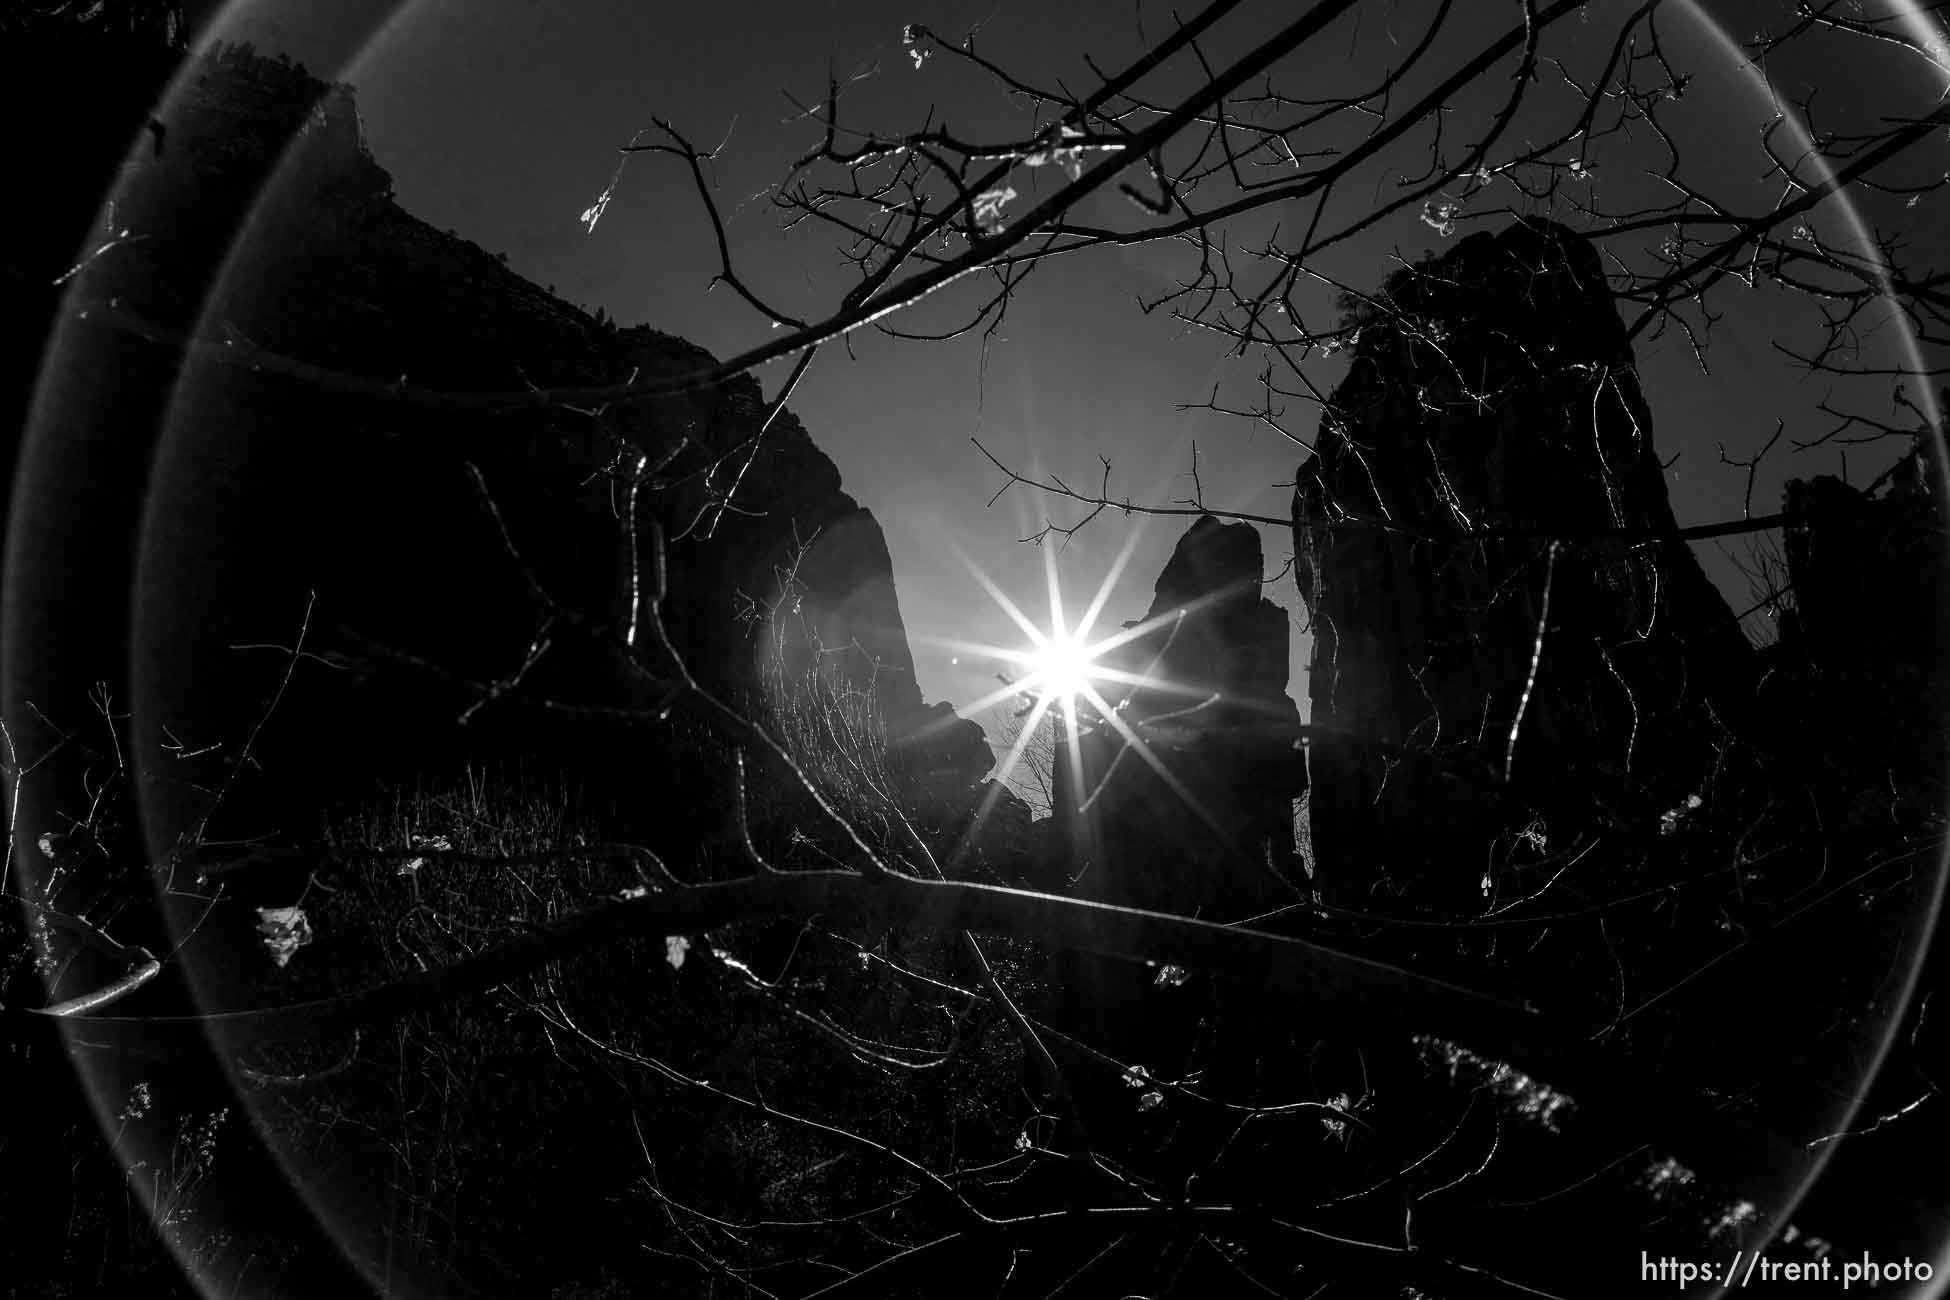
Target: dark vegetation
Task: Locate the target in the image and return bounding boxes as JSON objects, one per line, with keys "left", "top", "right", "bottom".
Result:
{"left": 4, "top": 3, "right": 1949, "bottom": 1297}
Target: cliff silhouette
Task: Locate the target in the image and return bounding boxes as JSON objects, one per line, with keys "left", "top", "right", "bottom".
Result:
{"left": 18, "top": 42, "right": 1000, "bottom": 864}
{"left": 1283, "top": 216, "right": 1947, "bottom": 1257}
{"left": 1053, "top": 514, "right": 1308, "bottom": 917}
{"left": 1295, "top": 219, "right": 1762, "bottom": 911}
{"left": 1292, "top": 219, "right": 1944, "bottom": 918}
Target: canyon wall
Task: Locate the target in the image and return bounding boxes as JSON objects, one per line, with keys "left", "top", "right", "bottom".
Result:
{"left": 1291, "top": 219, "right": 1755, "bottom": 910}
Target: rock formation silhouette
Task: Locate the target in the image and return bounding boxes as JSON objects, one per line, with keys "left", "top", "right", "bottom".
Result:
{"left": 1292, "top": 218, "right": 1756, "bottom": 911}
{"left": 1767, "top": 428, "right": 1949, "bottom": 786}
{"left": 1055, "top": 514, "right": 1308, "bottom": 917}
{"left": 21, "top": 42, "right": 997, "bottom": 857}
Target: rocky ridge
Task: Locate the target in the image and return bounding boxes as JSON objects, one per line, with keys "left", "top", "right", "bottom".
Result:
{"left": 1292, "top": 218, "right": 1756, "bottom": 909}
{"left": 32, "top": 41, "right": 1000, "bottom": 852}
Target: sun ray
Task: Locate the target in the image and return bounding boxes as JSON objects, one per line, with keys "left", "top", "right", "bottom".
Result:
{"left": 1071, "top": 680, "right": 1233, "bottom": 845}
{"left": 1044, "top": 544, "right": 1066, "bottom": 650}
{"left": 1073, "top": 576, "right": 1257, "bottom": 663}
{"left": 955, "top": 550, "right": 1053, "bottom": 649}
{"left": 1059, "top": 687, "right": 1086, "bottom": 821}
{"left": 933, "top": 560, "right": 1307, "bottom": 738}
{"left": 949, "top": 529, "right": 1285, "bottom": 856}
{"left": 1069, "top": 525, "right": 1146, "bottom": 646}
{"left": 988, "top": 688, "right": 1057, "bottom": 798}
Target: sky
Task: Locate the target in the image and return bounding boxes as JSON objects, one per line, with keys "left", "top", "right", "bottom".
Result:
{"left": 181, "top": 0, "right": 1950, "bottom": 767}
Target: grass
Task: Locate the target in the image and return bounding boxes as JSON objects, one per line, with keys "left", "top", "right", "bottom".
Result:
{"left": 248, "top": 767, "right": 641, "bottom": 1295}
{"left": 237, "top": 758, "right": 1033, "bottom": 1298}
{"left": 2, "top": 562, "right": 1044, "bottom": 1298}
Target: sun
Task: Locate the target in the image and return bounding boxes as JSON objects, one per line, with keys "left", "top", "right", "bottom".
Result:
{"left": 933, "top": 531, "right": 1191, "bottom": 790}
{"left": 916, "top": 527, "right": 1233, "bottom": 832}
{"left": 1021, "top": 628, "right": 1101, "bottom": 707}
{"left": 932, "top": 533, "right": 1150, "bottom": 739}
